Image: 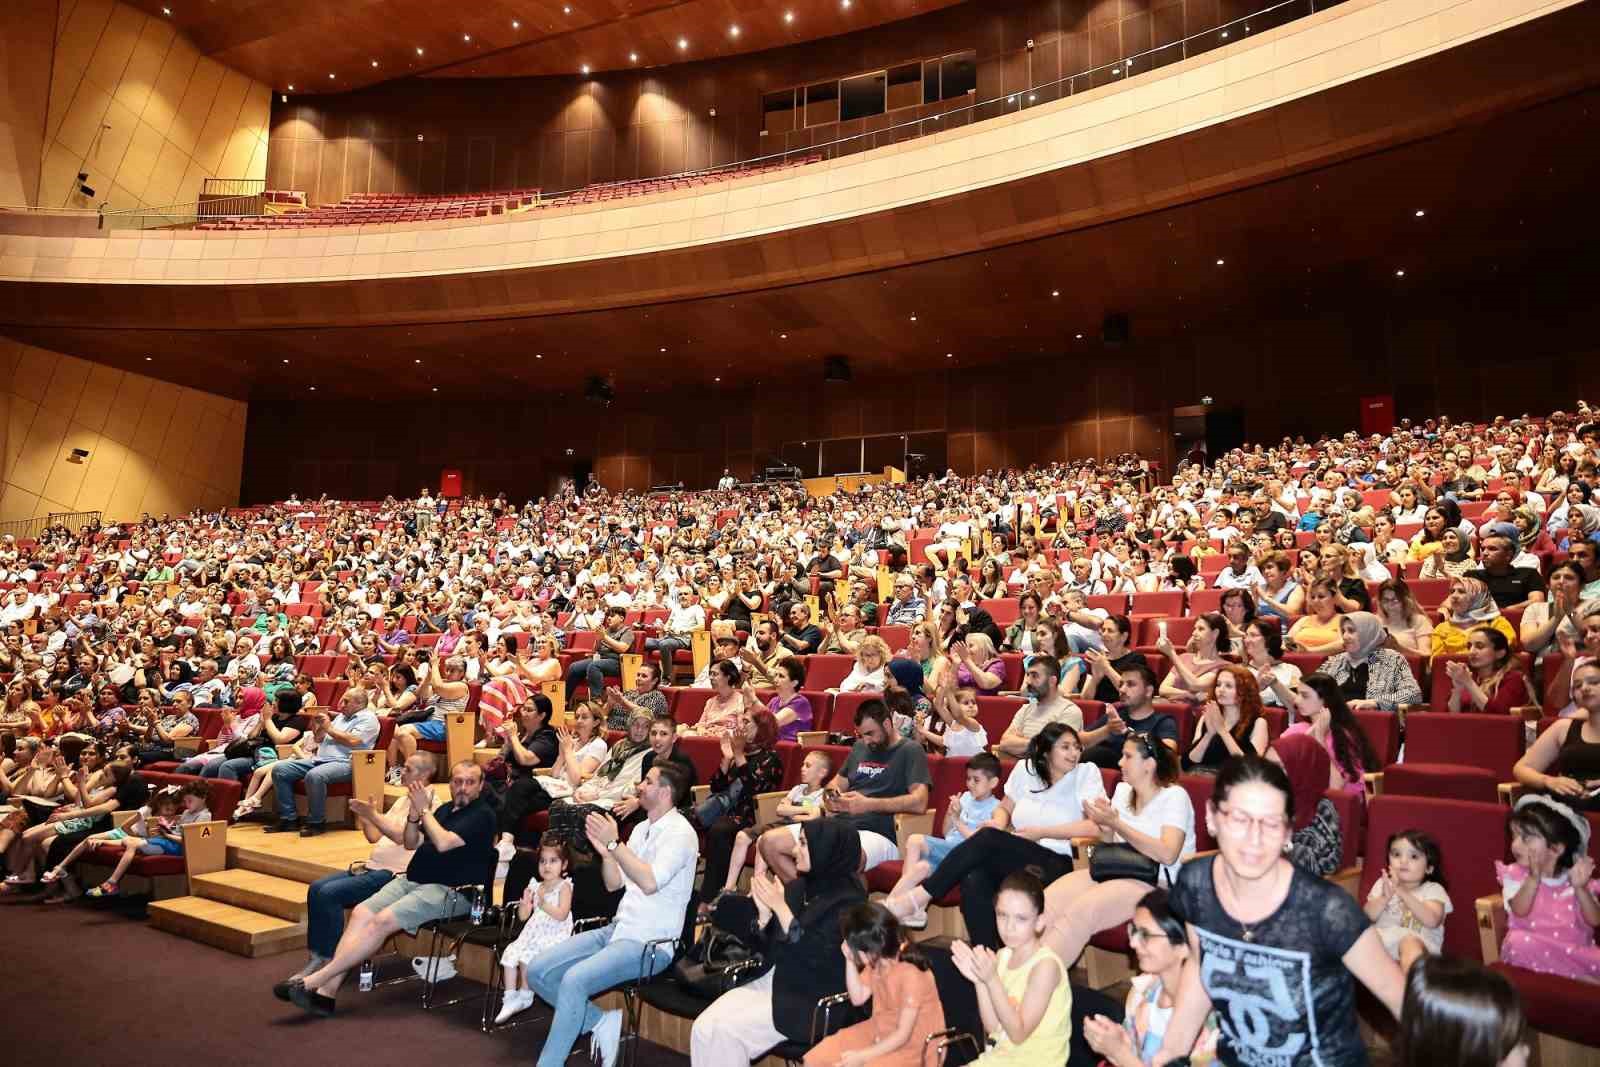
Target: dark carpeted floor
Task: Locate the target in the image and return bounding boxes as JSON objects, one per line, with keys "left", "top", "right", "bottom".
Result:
{"left": 2, "top": 895, "right": 689, "bottom": 1067}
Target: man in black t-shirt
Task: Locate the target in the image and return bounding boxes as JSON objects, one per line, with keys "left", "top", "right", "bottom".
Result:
{"left": 1467, "top": 532, "right": 1546, "bottom": 610}
{"left": 1079, "top": 665, "right": 1179, "bottom": 769}
{"left": 287, "top": 760, "right": 496, "bottom": 1017}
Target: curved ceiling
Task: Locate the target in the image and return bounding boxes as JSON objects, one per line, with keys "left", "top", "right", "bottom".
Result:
{"left": 125, "top": 0, "right": 962, "bottom": 86}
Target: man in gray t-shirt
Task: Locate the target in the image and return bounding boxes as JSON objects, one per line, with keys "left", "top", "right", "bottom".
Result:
{"left": 756, "top": 698, "right": 930, "bottom": 877}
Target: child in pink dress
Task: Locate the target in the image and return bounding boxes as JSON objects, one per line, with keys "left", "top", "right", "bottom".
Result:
{"left": 1496, "top": 795, "right": 1600, "bottom": 982}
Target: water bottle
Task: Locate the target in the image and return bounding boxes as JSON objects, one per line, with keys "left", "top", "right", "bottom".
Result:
{"left": 470, "top": 891, "right": 486, "bottom": 926}
{"left": 358, "top": 960, "right": 374, "bottom": 992}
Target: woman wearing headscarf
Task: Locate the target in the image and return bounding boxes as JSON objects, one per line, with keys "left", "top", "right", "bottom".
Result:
{"left": 690, "top": 818, "right": 866, "bottom": 1067}
{"left": 1268, "top": 731, "right": 1344, "bottom": 876}
{"left": 1431, "top": 577, "right": 1517, "bottom": 658}
{"left": 1319, "top": 611, "right": 1423, "bottom": 711}
{"left": 886, "top": 657, "right": 933, "bottom": 741}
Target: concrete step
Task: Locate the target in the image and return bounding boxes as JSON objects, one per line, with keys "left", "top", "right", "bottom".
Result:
{"left": 147, "top": 896, "right": 306, "bottom": 958}
{"left": 191, "top": 869, "right": 309, "bottom": 922}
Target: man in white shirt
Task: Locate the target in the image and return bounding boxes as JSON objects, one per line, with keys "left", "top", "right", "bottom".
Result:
{"left": 1213, "top": 544, "right": 1264, "bottom": 590}
{"left": 525, "top": 765, "right": 698, "bottom": 1067}
{"left": 643, "top": 588, "right": 705, "bottom": 685}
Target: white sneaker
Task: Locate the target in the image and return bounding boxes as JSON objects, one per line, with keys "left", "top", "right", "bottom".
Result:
{"left": 590, "top": 1008, "right": 623, "bottom": 1067}
{"left": 494, "top": 989, "right": 533, "bottom": 1025}
{"left": 411, "top": 954, "right": 457, "bottom": 981}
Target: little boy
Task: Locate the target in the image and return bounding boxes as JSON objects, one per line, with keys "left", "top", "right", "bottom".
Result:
{"left": 888, "top": 752, "right": 1002, "bottom": 897}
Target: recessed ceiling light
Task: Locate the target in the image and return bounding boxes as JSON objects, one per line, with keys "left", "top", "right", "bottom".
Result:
{"left": 162, "top": 6, "right": 171, "bottom": 14}
{"left": 287, "top": 84, "right": 294, "bottom": 90}
{"left": 841, "top": 0, "right": 851, "bottom": 8}
{"left": 629, "top": 52, "right": 638, "bottom": 61}
{"left": 909, "top": 314, "right": 917, "bottom": 321}
{"left": 371, "top": 60, "right": 378, "bottom": 67}
{"left": 784, "top": 10, "right": 794, "bottom": 21}
{"left": 282, "top": 359, "right": 289, "bottom": 364}
{"left": 432, "top": 386, "right": 439, "bottom": 392}
{"left": 328, "top": 72, "right": 335, "bottom": 79}
{"left": 512, "top": 19, "right": 519, "bottom": 28}
{"left": 535, "top": 353, "right": 542, "bottom": 359}
{"left": 1215, "top": 258, "right": 1225, "bottom": 265}
{"left": 660, "top": 347, "right": 667, "bottom": 352}
{"left": 580, "top": 64, "right": 589, "bottom": 74}
{"left": 145, "top": 357, "right": 152, "bottom": 361}
{"left": 779, "top": 333, "right": 787, "bottom": 339}
{"left": 1395, "top": 269, "right": 1406, "bottom": 277}
{"left": 563, "top": 4, "right": 570, "bottom": 12}
{"left": 677, "top": 37, "right": 688, "bottom": 49}
{"left": 1075, "top": 333, "right": 1084, "bottom": 339}
{"left": 309, "top": 386, "right": 317, "bottom": 391}
{"left": 729, "top": 25, "right": 739, "bottom": 37}
{"left": 945, "top": 352, "right": 952, "bottom": 358}
{"left": 1414, "top": 209, "right": 1426, "bottom": 217}
{"left": 1051, "top": 289, "right": 1059, "bottom": 297}
{"left": 414, "top": 359, "right": 421, "bottom": 364}
{"left": 713, "top": 376, "right": 721, "bottom": 382}
{"left": 416, "top": 47, "right": 424, "bottom": 55}
{"left": 463, "top": 33, "right": 471, "bottom": 42}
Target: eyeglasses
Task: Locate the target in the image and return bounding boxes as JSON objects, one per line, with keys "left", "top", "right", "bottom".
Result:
{"left": 1213, "top": 803, "right": 1290, "bottom": 837}
{"left": 1125, "top": 923, "right": 1171, "bottom": 946}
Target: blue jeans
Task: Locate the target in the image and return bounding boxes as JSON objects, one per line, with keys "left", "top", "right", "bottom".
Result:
{"left": 564, "top": 656, "right": 620, "bottom": 702}
{"left": 305, "top": 867, "right": 394, "bottom": 958}
{"left": 271, "top": 758, "right": 352, "bottom": 824}
{"left": 525, "top": 922, "right": 670, "bottom": 1067}
{"left": 215, "top": 756, "right": 257, "bottom": 781}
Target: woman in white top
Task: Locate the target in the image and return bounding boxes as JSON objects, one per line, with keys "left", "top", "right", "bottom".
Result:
{"left": 1390, "top": 483, "right": 1429, "bottom": 525}
{"left": 1241, "top": 619, "right": 1301, "bottom": 709}
{"left": 1520, "top": 561, "right": 1592, "bottom": 664}
{"left": 835, "top": 635, "right": 889, "bottom": 693}
{"left": 541, "top": 703, "right": 610, "bottom": 790}
{"left": 1042, "top": 733, "right": 1195, "bottom": 968}
{"left": 884, "top": 722, "right": 1104, "bottom": 947}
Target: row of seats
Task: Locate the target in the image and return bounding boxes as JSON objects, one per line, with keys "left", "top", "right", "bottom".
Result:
{"left": 195, "top": 188, "right": 541, "bottom": 230}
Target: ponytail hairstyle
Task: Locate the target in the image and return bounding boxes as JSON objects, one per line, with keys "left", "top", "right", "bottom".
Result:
{"left": 840, "top": 901, "right": 929, "bottom": 971}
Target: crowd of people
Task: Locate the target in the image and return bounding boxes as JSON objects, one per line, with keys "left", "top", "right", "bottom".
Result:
{"left": 3, "top": 404, "right": 1599, "bottom": 1065}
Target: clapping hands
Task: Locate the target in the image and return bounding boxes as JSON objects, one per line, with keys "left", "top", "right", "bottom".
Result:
{"left": 950, "top": 939, "right": 998, "bottom": 984}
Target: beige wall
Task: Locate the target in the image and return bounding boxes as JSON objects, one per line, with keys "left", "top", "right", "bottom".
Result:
{"left": 36, "top": 0, "right": 270, "bottom": 211}
{"left": 0, "top": 0, "right": 58, "bottom": 207}
{"left": 0, "top": 337, "right": 245, "bottom": 522}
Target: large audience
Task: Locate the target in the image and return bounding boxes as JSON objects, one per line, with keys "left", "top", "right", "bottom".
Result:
{"left": 3, "top": 401, "right": 1599, "bottom": 1067}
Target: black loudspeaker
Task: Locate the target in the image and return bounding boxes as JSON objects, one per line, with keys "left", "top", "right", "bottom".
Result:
{"left": 1101, "top": 313, "right": 1131, "bottom": 346}
{"left": 823, "top": 356, "right": 852, "bottom": 383}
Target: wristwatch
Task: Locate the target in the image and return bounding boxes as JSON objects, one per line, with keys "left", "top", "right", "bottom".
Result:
{"left": 605, "top": 839, "right": 619, "bottom": 853}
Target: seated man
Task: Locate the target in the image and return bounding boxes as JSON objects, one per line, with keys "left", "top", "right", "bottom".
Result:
{"left": 613, "top": 714, "right": 698, "bottom": 831}
{"left": 690, "top": 633, "right": 743, "bottom": 687}
{"left": 526, "top": 764, "right": 697, "bottom": 1067}
{"left": 282, "top": 759, "right": 496, "bottom": 1017}
{"left": 266, "top": 687, "right": 379, "bottom": 837}
{"left": 387, "top": 653, "right": 471, "bottom": 784}
{"left": 275, "top": 751, "right": 436, "bottom": 990}
{"left": 1079, "top": 664, "right": 1179, "bottom": 769}
{"left": 757, "top": 698, "right": 930, "bottom": 878}
{"left": 996, "top": 654, "right": 1083, "bottom": 757}
{"left": 643, "top": 587, "right": 704, "bottom": 684}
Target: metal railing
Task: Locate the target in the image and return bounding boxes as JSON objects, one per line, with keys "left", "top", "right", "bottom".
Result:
{"left": 0, "top": 510, "right": 103, "bottom": 543}
{"left": 100, "top": 190, "right": 268, "bottom": 231}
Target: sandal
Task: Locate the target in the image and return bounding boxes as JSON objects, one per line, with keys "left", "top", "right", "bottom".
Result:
{"left": 85, "top": 881, "right": 119, "bottom": 898}
{"left": 40, "top": 868, "right": 65, "bottom": 885}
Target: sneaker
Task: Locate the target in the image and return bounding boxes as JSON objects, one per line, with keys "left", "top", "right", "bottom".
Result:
{"left": 386, "top": 766, "right": 405, "bottom": 785}
{"left": 494, "top": 989, "right": 534, "bottom": 1025}
{"left": 411, "top": 954, "right": 457, "bottom": 982}
{"left": 590, "top": 1008, "right": 623, "bottom": 1067}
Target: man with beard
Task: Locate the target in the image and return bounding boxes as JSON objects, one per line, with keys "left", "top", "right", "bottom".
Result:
{"left": 996, "top": 655, "right": 1084, "bottom": 757}
{"left": 754, "top": 698, "right": 930, "bottom": 878}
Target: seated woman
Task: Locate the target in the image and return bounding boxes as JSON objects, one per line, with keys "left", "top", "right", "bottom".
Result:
{"left": 1432, "top": 578, "right": 1518, "bottom": 658}
{"left": 883, "top": 723, "right": 1103, "bottom": 946}
{"left": 1184, "top": 665, "right": 1269, "bottom": 773}
{"left": 1317, "top": 543, "right": 1372, "bottom": 613}
{"left": 1028, "top": 620, "right": 1083, "bottom": 692}
{"left": 1519, "top": 561, "right": 1593, "bottom": 665}
{"left": 951, "top": 632, "right": 1005, "bottom": 696}
{"left": 696, "top": 709, "right": 785, "bottom": 914}
{"left": 1241, "top": 619, "right": 1301, "bottom": 709}
{"left": 1418, "top": 529, "right": 1476, "bottom": 581}
{"left": 836, "top": 635, "right": 890, "bottom": 693}
{"left": 766, "top": 657, "right": 813, "bottom": 741}
{"left": 1080, "top": 615, "right": 1149, "bottom": 704}
{"left": 1040, "top": 734, "right": 1194, "bottom": 969}
{"left": 1282, "top": 674, "right": 1379, "bottom": 802}
{"left": 1319, "top": 611, "right": 1424, "bottom": 711}
{"left": 1218, "top": 588, "right": 1256, "bottom": 650}
{"left": 1444, "top": 627, "right": 1531, "bottom": 713}
{"left": 1267, "top": 731, "right": 1345, "bottom": 876}
{"left": 1375, "top": 578, "right": 1434, "bottom": 658}
{"left": 1253, "top": 551, "right": 1305, "bottom": 623}
{"left": 689, "top": 820, "right": 865, "bottom": 1067}
{"left": 518, "top": 636, "right": 565, "bottom": 687}
{"left": 1513, "top": 660, "right": 1600, "bottom": 812}
{"left": 1286, "top": 580, "right": 1347, "bottom": 655}
{"left": 686, "top": 659, "right": 750, "bottom": 736}
{"left": 1082, "top": 889, "right": 1222, "bottom": 1067}
{"left": 1155, "top": 613, "right": 1229, "bottom": 704}
{"left": 1406, "top": 505, "right": 1453, "bottom": 563}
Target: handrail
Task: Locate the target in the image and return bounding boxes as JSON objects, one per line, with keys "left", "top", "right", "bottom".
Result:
{"left": 85, "top": 0, "right": 1319, "bottom": 230}
{"left": 0, "top": 511, "right": 103, "bottom": 543}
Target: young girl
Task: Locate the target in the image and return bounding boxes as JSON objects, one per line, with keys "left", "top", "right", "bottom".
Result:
{"left": 234, "top": 713, "right": 326, "bottom": 820}
{"left": 803, "top": 903, "right": 945, "bottom": 1067}
{"left": 1395, "top": 956, "right": 1530, "bottom": 1067}
{"left": 44, "top": 781, "right": 211, "bottom": 897}
{"left": 1365, "top": 829, "right": 1452, "bottom": 973}
{"left": 951, "top": 871, "right": 1072, "bottom": 1066}
{"left": 725, "top": 750, "right": 831, "bottom": 893}
{"left": 1495, "top": 795, "right": 1600, "bottom": 980}
{"left": 919, "top": 679, "right": 989, "bottom": 757}
{"left": 494, "top": 841, "right": 574, "bottom": 1024}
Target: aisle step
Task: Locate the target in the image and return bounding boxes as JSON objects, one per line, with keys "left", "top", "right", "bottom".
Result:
{"left": 191, "top": 869, "right": 309, "bottom": 922}
{"left": 147, "top": 896, "right": 305, "bottom": 958}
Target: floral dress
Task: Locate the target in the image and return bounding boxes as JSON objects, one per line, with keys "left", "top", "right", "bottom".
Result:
{"left": 501, "top": 877, "right": 574, "bottom": 967}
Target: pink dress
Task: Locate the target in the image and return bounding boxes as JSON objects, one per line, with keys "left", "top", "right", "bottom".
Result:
{"left": 1280, "top": 722, "right": 1366, "bottom": 801}
{"left": 1495, "top": 861, "right": 1600, "bottom": 980}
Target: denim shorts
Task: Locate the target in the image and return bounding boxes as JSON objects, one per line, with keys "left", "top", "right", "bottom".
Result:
{"left": 922, "top": 834, "right": 960, "bottom": 868}
{"left": 413, "top": 718, "right": 447, "bottom": 742}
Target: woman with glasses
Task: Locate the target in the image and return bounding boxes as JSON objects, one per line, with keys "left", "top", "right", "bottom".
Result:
{"left": 1151, "top": 756, "right": 1404, "bottom": 1066}
{"left": 1082, "top": 889, "right": 1222, "bottom": 1067}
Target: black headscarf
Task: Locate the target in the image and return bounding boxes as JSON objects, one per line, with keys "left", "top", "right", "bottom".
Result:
{"left": 787, "top": 816, "right": 863, "bottom": 923}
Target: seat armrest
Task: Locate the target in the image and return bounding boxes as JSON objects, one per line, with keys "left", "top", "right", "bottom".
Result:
{"left": 112, "top": 809, "right": 141, "bottom": 831}
{"left": 1476, "top": 894, "right": 1506, "bottom": 965}
{"left": 173, "top": 737, "right": 203, "bottom": 755}
{"left": 1497, "top": 781, "right": 1523, "bottom": 806}
{"left": 1363, "top": 771, "right": 1384, "bottom": 797}
{"left": 754, "top": 790, "right": 788, "bottom": 827}
{"left": 689, "top": 784, "right": 710, "bottom": 806}
{"left": 795, "top": 731, "right": 829, "bottom": 746}
{"left": 896, "top": 809, "right": 935, "bottom": 855}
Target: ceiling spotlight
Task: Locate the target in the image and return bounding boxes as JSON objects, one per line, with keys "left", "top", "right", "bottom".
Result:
{"left": 945, "top": 352, "right": 953, "bottom": 358}
{"left": 535, "top": 353, "right": 543, "bottom": 359}
{"left": 309, "top": 386, "right": 317, "bottom": 391}
{"left": 1075, "top": 333, "right": 1084, "bottom": 339}
{"left": 659, "top": 347, "right": 667, "bottom": 352}
{"left": 414, "top": 358, "right": 422, "bottom": 364}
{"left": 713, "top": 376, "right": 721, "bottom": 382}
{"left": 729, "top": 25, "right": 740, "bottom": 37}
{"left": 563, "top": 5, "right": 571, "bottom": 12}
{"left": 784, "top": 10, "right": 794, "bottom": 21}
{"left": 432, "top": 386, "right": 439, "bottom": 392}
{"left": 145, "top": 357, "right": 152, "bottom": 362}
{"left": 841, "top": 0, "right": 851, "bottom": 8}
{"left": 328, "top": 72, "right": 335, "bottom": 79}
{"left": 282, "top": 359, "right": 289, "bottom": 364}
{"left": 1414, "top": 209, "right": 1426, "bottom": 217}
{"left": 512, "top": 19, "right": 519, "bottom": 28}
{"left": 1050, "top": 289, "right": 1059, "bottom": 297}
{"left": 629, "top": 52, "right": 638, "bottom": 61}
{"left": 677, "top": 37, "right": 688, "bottom": 49}
{"left": 463, "top": 33, "right": 471, "bottom": 41}
{"left": 779, "top": 333, "right": 787, "bottom": 339}
{"left": 371, "top": 60, "right": 378, "bottom": 67}
{"left": 161, "top": 6, "right": 171, "bottom": 14}
{"left": 287, "top": 84, "right": 294, "bottom": 90}
{"left": 580, "top": 64, "right": 589, "bottom": 74}
{"left": 1215, "top": 258, "right": 1225, "bottom": 265}
{"left": 416, "top": 46, "right": 424, "bottom": 55}
{"left": 909, "top": 314, "right": 917, "bottom": 321}
{"left": 1395, "top": 269, "right": 1406, "bottom": 277}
